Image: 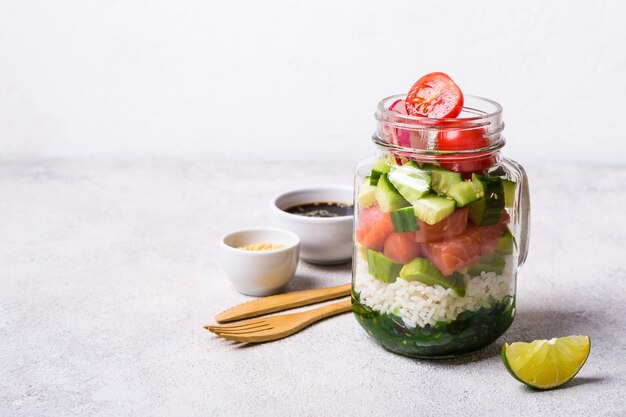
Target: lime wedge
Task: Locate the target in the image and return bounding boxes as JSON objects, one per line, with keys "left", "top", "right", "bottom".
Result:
{"left": 501, "top": 335, "right": 591, "bottom": 390}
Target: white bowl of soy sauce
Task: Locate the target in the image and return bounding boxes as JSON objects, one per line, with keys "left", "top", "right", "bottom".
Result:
{"left": 271, "top": 186, "right": 353, "bottom": 265}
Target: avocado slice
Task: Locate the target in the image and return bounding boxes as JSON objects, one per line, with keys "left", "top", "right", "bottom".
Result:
{"left": 400, "top": 258, "right": 466, "bottom": 296}
{"left": 496, "top": 228, "right": 516, "bottom": 255}
{"left": 357, "top": 177, "right": 378, "bottom": 208}
{"left": 367, "top": 250, "right": 402, "bottom": 283}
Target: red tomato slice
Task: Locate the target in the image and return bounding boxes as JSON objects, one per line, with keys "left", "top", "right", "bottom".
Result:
{"left": 388, "top": 99, "right": 432, "bottom": 153}
{"left": 405, "top": 72, "right": 464, "bottom": 118}
{"left": 389, "top": 99, "right": 408, "bottom": 114}
{"left": 437, "top": 127, "right": 487, "bottom": 150}
{"left": 383, "top": 232, "right": 423, "bottom": 264}
{"left": 388, "top": 99, "right": 412, "bottom": 149}
{"left": 437, "top": 153, "right": 496, "bottom": 174}
{"left": 437, "top": 126, "right": 496, "bottom": 173}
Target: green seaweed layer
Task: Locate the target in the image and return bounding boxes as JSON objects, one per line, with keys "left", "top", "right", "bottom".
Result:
{"left": 352, "top": 292, "right": 515, "bottom": 358}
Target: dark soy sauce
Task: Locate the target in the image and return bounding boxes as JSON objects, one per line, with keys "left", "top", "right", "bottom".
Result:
{"left": 285, "top": 202, "right": 354, "bottom": 218}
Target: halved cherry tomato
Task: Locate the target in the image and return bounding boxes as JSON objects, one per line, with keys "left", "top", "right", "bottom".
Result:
{"left": 437, "top": 124, "right": 495, "bottom": 173}
{"left": 405, "top": 72, "right": 464, "bottom": 118}
{"left": 388, "top": 99, "right": 430, "bottom": 154}
{"left": 389, "top": 99, "right": 408, "bottom": 115}
{"left": 437, "top": 127, "right": 487, "bottom": 151}
{"left": 388, "top": 99, "right": 411, "bottom": 149}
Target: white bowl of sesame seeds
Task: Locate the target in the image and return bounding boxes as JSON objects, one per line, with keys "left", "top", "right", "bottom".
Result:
{"left": 221, "top": 228, "right": 300, "bottom": 296}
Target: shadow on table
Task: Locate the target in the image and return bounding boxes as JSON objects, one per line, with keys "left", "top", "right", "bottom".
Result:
{"left": 412, "top": 305, "right": 601, "bottom": 365}
{"left": 219, "top": 306, "right": 601, "bottom": 355}
{"left": 505, "top": 306, "right": 598, "bottom": 342}
{"left": 518, "top": 376, "right": 607, "bottom": 392}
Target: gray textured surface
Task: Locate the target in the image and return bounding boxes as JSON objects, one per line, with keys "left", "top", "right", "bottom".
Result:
{"left": 1, "top": 158, "right": 625, "bottom": 417}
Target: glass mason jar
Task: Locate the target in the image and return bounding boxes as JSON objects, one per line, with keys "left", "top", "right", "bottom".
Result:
{"left": 352, "top": 95, "right": 530, "bottom": 358}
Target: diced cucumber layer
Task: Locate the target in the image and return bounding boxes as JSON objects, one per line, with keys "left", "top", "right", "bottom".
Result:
{"left": 357, "top": 177, "right": 378, "bottom": 208}
{"left": 400, "top": 258, "right": 466, "bottom": 296}
{"left": 367, "top": 250, "right": 402, "bottom": 283}
{"left": 468, "top": 174, "right": 505, "bottom": 226}
{"left": 376, "top": 174, "right": 410, "bottom": 212}
{"left": 467, "top": 253, "right": 506, "bottom": 276}
{"left": 446, "top": 181, "right": 481, "bottom": 207}
{"left": 503, "top": 179, "right": 516, "bottom": 208}
{"left": 369, "top": 159, "right": 392, "bottom": 186}
{"left": 390, "top": 207, "right": 420, "bottom": 233}
{"left": 388, "top": 164, "right": 432, "bottom": 203}
{"left": 426, "top": 165, "right": 463, "bottom": 195}
{"left": 412, "top": 194, "right": 456, "bottom": 225}
{"left": 496, "top": 228, "right": 516, "bottom": 255}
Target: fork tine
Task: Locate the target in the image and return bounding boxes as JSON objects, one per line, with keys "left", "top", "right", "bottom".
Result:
{"left": 204, "top": 319, "right": 265, "bottom": 331}
{"left": 205, "top": 323, "right": 261, "bottom": 332}
{"left": 216, "top": 331, "right": 273, "bottom": 343}
{"left": 212, "top": 326, "right": 274, "bottom": 337}
{"left": 215, "top": 334, "right": 251, "bottom": 343}
{"left": 210, "top": 324, "right": 273, "bottom": 335}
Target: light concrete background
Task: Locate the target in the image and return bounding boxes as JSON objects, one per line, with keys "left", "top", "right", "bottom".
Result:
{"left": 2, "top": 1, "right": 626, "bottom": 416}
{"left": 1, "top": 159, "right": 624, "bottom": 416}
{"left": 1, "top": 0, "right": 626, "bottom": 163}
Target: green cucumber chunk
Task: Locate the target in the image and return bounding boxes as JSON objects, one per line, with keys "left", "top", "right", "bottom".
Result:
{"left": 412, "top": 194, "right": 456, "bottom": 225}
{"left": 496, "top": 228, "right": 516, "bottom": 255}
{"left": 502, "top": 179, "right": 516, "bottom": 208}
{"left": 446, "top": 181, "right": 481, "bottom": 207}
{"left": 387, "top": 164, "right": 432, "bottom": 203}
{"left": 369, "top": 159, "right": 392, "bottom": 186}
{"left": 424, "top": 165, "right": 463, "bottom": 195}
{"left": 357, "top": 177, "right": 378, "bottom": 208}
{"left": 400, "top": 258, "right": 466, "bottom": 296}
{"left": 467, "top": 253, "right": 506, "bottom": 276}
{"left": 376, "top": 174, "right": 410, "bottom": 212}
{"left": 390, "top": 207, "right": 420, "bottom": 233}
{"left": 367, "top": 250, "right": 403, "bottom": 283}
{"left": 468, "top": 174, "right": 505, "bottom": 226}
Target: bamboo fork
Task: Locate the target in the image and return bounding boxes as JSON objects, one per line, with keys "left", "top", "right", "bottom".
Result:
{"left": 214, "top": 283, "right": 351, "bottom": 323}
{"left": 205, "top": 299, "right": 352, "bottom": 343}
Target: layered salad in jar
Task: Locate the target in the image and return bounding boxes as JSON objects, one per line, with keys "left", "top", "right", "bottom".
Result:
{"left": 352, "top": 72, "right": 522, "bottom": 357}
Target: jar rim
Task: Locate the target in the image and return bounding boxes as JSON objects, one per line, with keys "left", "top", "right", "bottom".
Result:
{"left": 373, "top": 94, "right": 505, "bottom": 155}
{"left": 376, "top": 93, "right": 503, "bottom": 123}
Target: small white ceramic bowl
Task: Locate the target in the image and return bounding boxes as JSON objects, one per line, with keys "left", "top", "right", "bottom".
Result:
{"left": 270, "top": 186, "right": 354, "bottom": 265}
{"left": 221, "top": 228, "right": 300, "bottom": 296}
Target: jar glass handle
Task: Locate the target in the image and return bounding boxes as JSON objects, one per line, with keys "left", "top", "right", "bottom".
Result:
{"left": 516, "top": 164, "right": 531, "bottom": 267}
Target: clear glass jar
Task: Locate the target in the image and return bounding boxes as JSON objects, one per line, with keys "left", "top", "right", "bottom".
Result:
{"left": 352, "top": 95, "right": 530, "bottom": 358}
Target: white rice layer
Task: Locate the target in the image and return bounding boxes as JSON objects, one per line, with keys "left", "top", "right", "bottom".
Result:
{"left": 354, "top": 257, "right": 514, "bottom": 329}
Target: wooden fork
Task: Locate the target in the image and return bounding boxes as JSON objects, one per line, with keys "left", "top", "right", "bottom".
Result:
{"left": 205, "top": 299, "right": 352, "bottom": 343}
{"left": 215, "top": 283, "right": 351, "bottom": 323}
